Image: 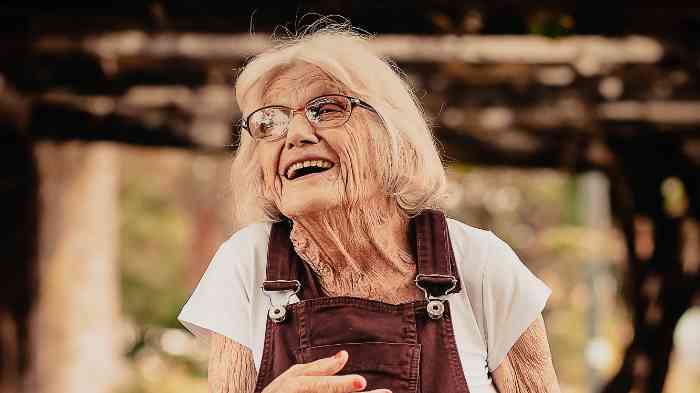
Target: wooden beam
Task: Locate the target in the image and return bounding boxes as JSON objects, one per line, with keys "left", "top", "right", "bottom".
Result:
{"left": 34, "top": 32, "right": 663, "bottom": 66}
{"left": 11, "top": 89, "right": 700, "bottom": 167}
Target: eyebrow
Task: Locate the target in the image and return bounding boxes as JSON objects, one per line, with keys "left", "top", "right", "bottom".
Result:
{"left": 261, "top": 79, "right": 344, "bottom": 107}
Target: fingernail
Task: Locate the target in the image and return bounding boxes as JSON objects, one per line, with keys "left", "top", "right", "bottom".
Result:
{"left": 335, "top": 350, "right": 346, "bottom": 360}
{"left": 352, "top": 378, "right": 366, "bottom": 390}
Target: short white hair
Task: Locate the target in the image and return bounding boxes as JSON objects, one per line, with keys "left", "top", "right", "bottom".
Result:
{"left": 231, "top": 19, "right": 447, "bottom": 227}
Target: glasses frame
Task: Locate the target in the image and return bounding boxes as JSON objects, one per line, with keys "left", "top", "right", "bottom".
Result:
{"left": 240, "top": 94, "right": 377, "bottom": 141}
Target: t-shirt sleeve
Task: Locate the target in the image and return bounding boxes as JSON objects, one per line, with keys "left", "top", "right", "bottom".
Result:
{"left": 177, "top": 232, "right": 254, "bottom": 349}
{"left": 483, "top": 231, "right": 551, "bottom": 372}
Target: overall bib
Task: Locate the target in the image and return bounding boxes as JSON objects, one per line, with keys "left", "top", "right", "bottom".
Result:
{"left": 254, "top": 210, "right": 472, "bottom": 393}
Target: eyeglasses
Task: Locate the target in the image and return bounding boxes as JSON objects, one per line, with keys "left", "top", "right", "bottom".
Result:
{"left": 240, "top": 94, "right": 377, "bottom": 141}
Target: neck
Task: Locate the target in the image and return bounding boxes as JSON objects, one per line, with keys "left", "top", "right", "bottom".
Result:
{"left": 289, "top": 197, "right": 420, "bottom": 303}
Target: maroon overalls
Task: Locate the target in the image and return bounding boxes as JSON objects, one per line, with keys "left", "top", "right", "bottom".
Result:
{"left": 254, "top": 210, "right": 471, "bottom": 393}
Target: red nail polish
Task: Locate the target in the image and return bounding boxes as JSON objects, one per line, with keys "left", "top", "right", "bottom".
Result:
{"left": 353, "top": 378, "right": 366, "bottom": 389}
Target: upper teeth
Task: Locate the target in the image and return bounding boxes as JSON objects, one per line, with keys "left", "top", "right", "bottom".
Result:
{"left": 286, "top": 160, "right": 333, "bottom": 179}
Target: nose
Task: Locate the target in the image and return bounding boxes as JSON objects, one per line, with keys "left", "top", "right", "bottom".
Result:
{"left": 284, "top": 110, "right": 319, "bottom": 149}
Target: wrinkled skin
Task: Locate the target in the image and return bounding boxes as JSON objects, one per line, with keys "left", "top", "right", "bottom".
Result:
{"left": 247, "top": 64, "right": 423, "bottom": 303}
{"left": 212, "top": 64, "right": 562, "bottom": 392}
{"left": 248, "top": 65, "right": 384, "bottom": 219}
{"left": 209, "top": 314, "right": 561, "bottom": 393}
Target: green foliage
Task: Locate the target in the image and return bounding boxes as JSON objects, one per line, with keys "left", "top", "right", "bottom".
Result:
{"left": 565, "top": 176, "right": 582, "bottom": 226}
{"left": 117, "top": 151, "right": 209, "bottom": 392}
{"left": 119, "top": 171, "right": 190, "bottom": 329}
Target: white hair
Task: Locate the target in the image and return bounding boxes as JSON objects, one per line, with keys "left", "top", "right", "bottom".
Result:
{"left": 231, "top": 18, "right": 447, "bottom": 227}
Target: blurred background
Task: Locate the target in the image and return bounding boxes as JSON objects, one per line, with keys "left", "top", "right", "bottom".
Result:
{"left": 1, "top": 2, "right": 699, "bottom": 393}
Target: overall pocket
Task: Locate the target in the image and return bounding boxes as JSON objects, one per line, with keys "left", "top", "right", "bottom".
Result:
{"left": 296, "top": 342, "right": 421, "bottom": 393}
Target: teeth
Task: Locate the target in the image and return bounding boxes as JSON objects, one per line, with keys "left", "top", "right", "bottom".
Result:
{"left": 286, "top": 159, "right": 334, "bottom": 179}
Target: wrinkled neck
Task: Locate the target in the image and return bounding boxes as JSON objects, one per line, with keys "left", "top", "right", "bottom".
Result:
{"left": 288, "top": 197, "right": 420, "bottom": 304}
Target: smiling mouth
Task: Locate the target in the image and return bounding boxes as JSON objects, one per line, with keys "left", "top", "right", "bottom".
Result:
{"left": 285, "top": 159, "right": 335, "bottom": 180}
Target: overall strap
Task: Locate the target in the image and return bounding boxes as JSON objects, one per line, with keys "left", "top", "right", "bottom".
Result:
{"left": 413, "top": 210, "right": 461, "bottom": 299}
{"left": 263, "top": 220, "right": 301, "bottom": 292}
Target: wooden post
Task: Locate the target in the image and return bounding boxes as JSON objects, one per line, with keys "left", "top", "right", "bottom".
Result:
{"left": 28, "top": 142, "right": 125, "bottom": 393}
{"left": 0, "top": 134, "right": 38, "bottom": 393}
{"left": 602, "top": 132, "right": 699, "bottom": 393}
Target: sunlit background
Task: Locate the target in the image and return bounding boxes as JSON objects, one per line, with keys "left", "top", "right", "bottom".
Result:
{"left": 2, "top": 3, "right": 699, "bottom": 393}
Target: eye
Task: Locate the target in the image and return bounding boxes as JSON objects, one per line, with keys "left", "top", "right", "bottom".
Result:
{"left": 257, "top": 112, "right": 276, "bottom": 131}
{"left": 317, "top": 102, "right": 344, "bottom": 113}
{"left": 249, "top": 108, "right": 288, "bottom": 137}
{"left": 307, "top": 97, "right": 349, "bottom": 123}
{"left": 259, "top": 116, "right": 274, "bottom": 130}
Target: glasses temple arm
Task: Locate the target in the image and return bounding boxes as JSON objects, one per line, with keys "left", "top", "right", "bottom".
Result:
{"left": 352, "top": 98, "right": 377, "bottom": 113}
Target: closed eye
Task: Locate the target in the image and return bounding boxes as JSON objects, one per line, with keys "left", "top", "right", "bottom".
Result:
{"left": 318, "top": 104, "right": 344, "bottom": 113}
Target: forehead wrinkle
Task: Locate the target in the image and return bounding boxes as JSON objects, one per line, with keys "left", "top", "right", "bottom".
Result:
{"left": 262, "top": 69, "right": 345, "bottom": 108}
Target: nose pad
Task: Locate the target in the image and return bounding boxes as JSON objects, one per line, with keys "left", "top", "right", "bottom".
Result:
{"left": 285, "top": 112, "right": 320, "bottom": 149}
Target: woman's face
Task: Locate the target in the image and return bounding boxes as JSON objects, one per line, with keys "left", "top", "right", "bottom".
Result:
{"left": 245, "top": 64, "right": 383, "bottom": 218}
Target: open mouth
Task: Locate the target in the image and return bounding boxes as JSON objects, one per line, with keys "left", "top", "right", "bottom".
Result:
{"left": 285, "top": 159, "right": 335, "bottom": 180}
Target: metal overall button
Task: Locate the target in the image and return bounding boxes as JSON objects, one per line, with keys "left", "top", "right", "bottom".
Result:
{"left": 426, "top": 299, "right": 445, "bottom": 320}
{"left": 268, "top": 305, "right": 287, "bottom": 323}
{"left": 262, "top": 280, "right": 301, "bottom": 324}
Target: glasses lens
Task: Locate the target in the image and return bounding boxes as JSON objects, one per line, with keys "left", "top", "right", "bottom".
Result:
{"left": 306, "top": 96, "right": 351, "bottom": 127}
{"left": 247, "top": 107, "right": 290, "bottom": 139}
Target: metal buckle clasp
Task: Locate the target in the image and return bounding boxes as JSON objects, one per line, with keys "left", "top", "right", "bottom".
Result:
{"left": 261, "top": 280, "right": 301, "bottom": 323}
{"left": 414, "top": 274, "right": 457, "bottom": 320}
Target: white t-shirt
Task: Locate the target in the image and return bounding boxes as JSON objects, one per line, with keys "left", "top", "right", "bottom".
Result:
{"left": 178, "top": 218, "right": 551, "bottom": 392}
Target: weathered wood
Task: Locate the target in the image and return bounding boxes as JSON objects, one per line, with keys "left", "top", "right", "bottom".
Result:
{"left": 601, "top": 133, "right": 700, "bottom": 393}
{"left": 32, "top": 32, "right": 662, "bottom": 64}
{"left": 26, "top": 99, "right": 204, "bottom": 150}
{"left": 0, "top": 133, "right": 38, "bottom": 393}
{"left": 28, "top": 142, "right": 125, "bottom": 393}
{"left": 15, "top": 91, "right": 700, "bottom": 171}
{"left": 2, "top": 32, "right": 679, "bottom": 93}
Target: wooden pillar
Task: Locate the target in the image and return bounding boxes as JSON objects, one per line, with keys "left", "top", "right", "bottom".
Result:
{"left": 0, "top": 134, "right": 38, "bottom": 393}
{"left": 28, "top": 142, "right": 124, "bottom": 393}
{"left": 602, "top": 132, "right": 699, "bottom": 393}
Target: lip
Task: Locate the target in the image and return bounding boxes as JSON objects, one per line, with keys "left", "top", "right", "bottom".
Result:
{"left": 279, "top": 155, "right": 337, "bottom": 180}
{"left": 285, "top": 166, "right": 336, "bottom": 182}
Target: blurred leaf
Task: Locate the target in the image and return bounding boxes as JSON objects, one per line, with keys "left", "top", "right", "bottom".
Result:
{"left": 119, "top": 169, "right": 190, "bottom": 329}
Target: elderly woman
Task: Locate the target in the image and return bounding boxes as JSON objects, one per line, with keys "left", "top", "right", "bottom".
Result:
{"left": 178, "top": 24, "right": 560, "bottom": 393}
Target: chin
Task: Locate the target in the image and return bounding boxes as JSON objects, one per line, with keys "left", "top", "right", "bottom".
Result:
{"left": 279, "top": 195, "right": 341, "bottom": 218}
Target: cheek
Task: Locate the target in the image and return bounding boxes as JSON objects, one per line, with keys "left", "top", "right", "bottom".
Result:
{"left": 255, "top": 144, "right": 283, "bottom": 195}
{"left": 345, "top": 123, "right": 380, "bottom": 175}
{"left": 330, "top": 123, "right": 382, "bottom": 197}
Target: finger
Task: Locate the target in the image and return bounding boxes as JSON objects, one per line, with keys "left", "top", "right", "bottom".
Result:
{"left": 303, "top": 350, "right": 350, "bottom": 377}
{"left": 295, "top": 374, "right": 367, "bottom": 393}
{"left": 285, "top": 350, "right": 349, "bottom": 378}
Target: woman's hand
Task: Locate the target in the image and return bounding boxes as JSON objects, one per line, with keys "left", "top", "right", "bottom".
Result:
{"left": 262, "top": 350, "right": 391, "bottom": 393}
